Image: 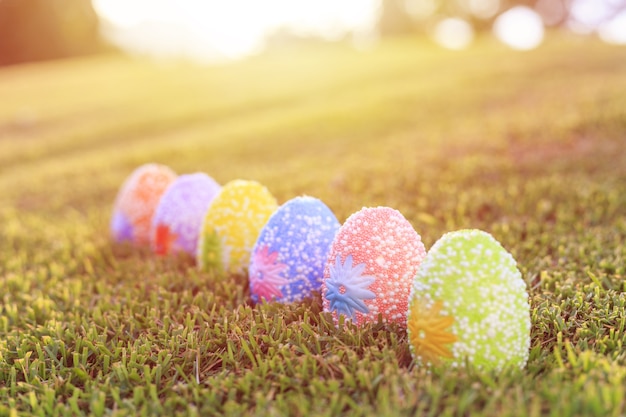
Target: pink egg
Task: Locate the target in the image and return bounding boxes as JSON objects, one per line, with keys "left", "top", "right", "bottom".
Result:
{"left": 322, "top": 207, "right": 426, "bottom": 326}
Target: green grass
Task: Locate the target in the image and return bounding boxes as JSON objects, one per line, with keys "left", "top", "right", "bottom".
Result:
{"left": 1, "top": 34, "right": 626, "bottom": 416}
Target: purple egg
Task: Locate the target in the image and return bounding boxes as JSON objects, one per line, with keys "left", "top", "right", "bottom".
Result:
{"left": 150, "top": 173, "right": 221, "bottom": 257}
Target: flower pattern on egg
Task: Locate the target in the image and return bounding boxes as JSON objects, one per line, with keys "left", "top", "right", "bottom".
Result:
{"left": 249, "top": 245, "right": 289, "bottom": 301}
{"left": 154, "top": 224, "right": 179, "bottom": 255}
{"left": 408, "top": 300, "right": 457, "bottom": 364}
{"left": 325, "top": 254, "right": 376, "bottom": 321}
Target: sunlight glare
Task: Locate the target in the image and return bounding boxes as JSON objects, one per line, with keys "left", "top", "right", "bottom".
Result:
{"left": 493, "top": 6, "right": 544, "bottom": 50}
{"left": 92, "top": 0, "right": 380, "bottom": 62}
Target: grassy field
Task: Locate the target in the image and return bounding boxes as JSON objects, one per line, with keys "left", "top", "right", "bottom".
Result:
{"left": 1, "top": 34, "right": 626, "bottom": 416}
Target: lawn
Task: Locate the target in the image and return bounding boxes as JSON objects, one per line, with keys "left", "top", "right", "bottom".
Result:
{"left": 1, "top": 34, "right": 626, "bottom": 416}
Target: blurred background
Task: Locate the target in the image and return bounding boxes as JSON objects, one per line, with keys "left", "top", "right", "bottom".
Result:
{"left": 0, "top": 0, "right": 625, "bottom": 66}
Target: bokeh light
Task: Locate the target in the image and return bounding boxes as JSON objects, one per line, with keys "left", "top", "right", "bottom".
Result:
{"left": 567, "top": 0, "right": 614, "bottom": 34}
{"left": 433, "top": 18, "right": 474, "bottom": 50}
{"left": 493, "top": 6, "right": 544, "bottom": 50}
{"left": 567, "top": 0, "right": 626, "bottom": 45}
{"left": 598, "top": 10, "right": 626, "bottom": 44}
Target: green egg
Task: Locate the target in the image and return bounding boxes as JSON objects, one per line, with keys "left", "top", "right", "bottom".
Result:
{"left": 407, "top": 229, "right": 530, "bottom": 371}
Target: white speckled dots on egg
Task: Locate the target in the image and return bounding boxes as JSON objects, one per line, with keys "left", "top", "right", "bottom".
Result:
{"left": 197, "top": 180, "right": 278, "bottom": 276}
{"left": 322, "top": 207, "right": 426, "bottom": 326}
{"left": 249, "top": 196, "right": 340, "bottom": 304}
{"left": 408, "top": 229, "right": 531, "bottom": 371}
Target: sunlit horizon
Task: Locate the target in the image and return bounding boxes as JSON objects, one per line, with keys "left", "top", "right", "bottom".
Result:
{"left": 92, "top": 0, "right": 626, "bottom": 62}
{"left": 93, "top": 0, "right": 381, "bottom": 62}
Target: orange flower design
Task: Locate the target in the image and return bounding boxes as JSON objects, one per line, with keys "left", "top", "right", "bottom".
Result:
{"left": 154, "top": 224, "right": 178, "bottom": 255}
{"left": 408, "top": 300, "right": 457, "bottom": 364}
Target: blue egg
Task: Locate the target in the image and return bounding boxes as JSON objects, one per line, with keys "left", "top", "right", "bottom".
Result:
{"left": 249, "top": 196, "right": 341, "bottom": 304}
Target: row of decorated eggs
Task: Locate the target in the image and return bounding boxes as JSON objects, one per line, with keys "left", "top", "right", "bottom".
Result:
{"left": 111, "top": 163, "right": 530, "bottom": 371}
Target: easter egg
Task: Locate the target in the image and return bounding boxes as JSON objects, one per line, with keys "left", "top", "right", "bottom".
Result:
{"left": 197, "top": 180, "right": 278, "bottom": 276}
{"left": 110, "top": 163, "right": 177, "bottom": 245}
{"left": 322, "top": 207, "right": 426, "bottom": 326}
{"left": 407, "top": 229, "right": 530, "bottom": 371}
{"left": 249, "top": 196, "right": 340, "bottom": 304}
{"left": 150, "top": 173, "right": 221, "bottom": 257}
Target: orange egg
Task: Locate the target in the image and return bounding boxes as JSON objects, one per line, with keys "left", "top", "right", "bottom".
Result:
{"left": 110, "top": 164, "right": 177, "bottom": 245}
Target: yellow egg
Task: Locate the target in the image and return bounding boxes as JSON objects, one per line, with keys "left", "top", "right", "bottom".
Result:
{"left": 197, "top": 180, "right": 278, "bottom": 276}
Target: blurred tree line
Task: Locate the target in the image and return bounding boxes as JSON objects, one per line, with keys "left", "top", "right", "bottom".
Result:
{"left": 0, "top": 0, "right": 102, "bottom": 66}
{"left": 1, "top": 0, "right": 624, "bottom": 66}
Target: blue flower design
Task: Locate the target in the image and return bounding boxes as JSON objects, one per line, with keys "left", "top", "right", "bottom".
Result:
{"left": 325, "top": 254, "right": 376, "bottom": 320}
